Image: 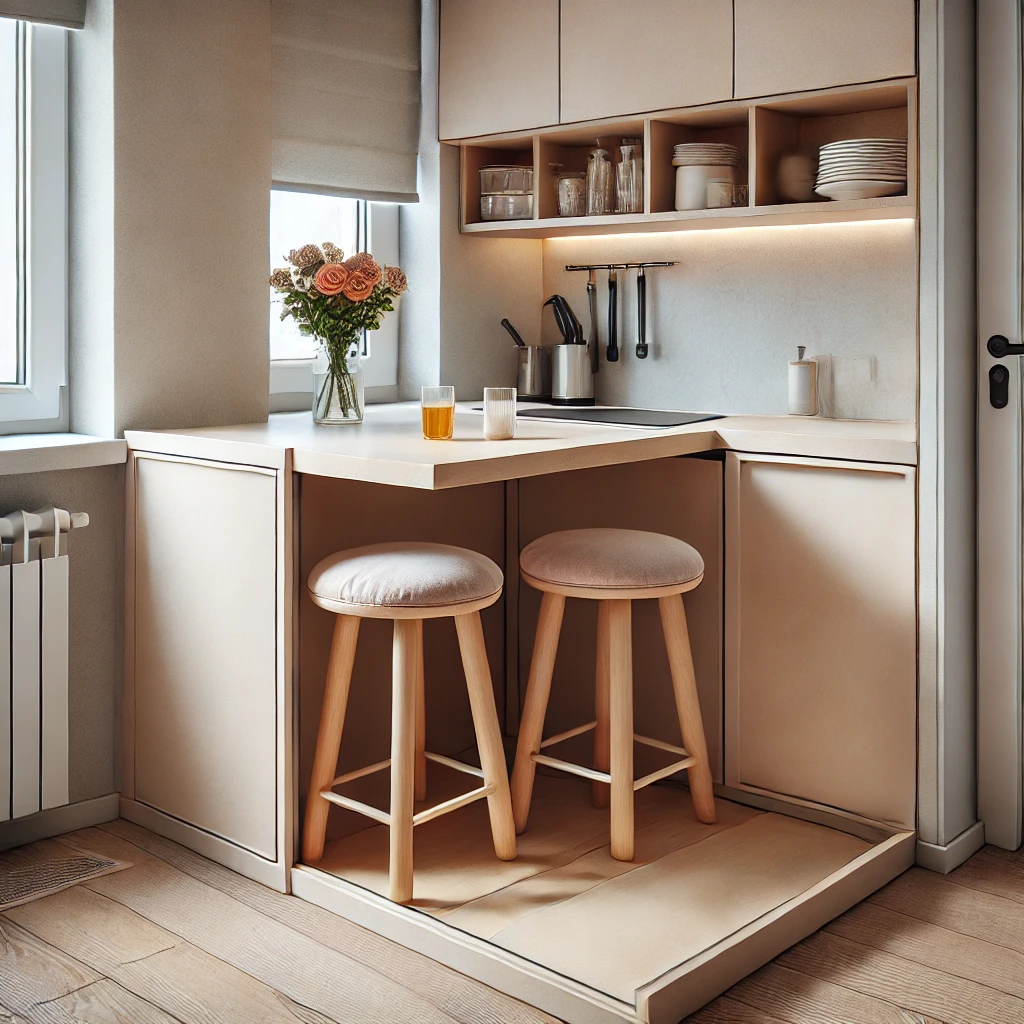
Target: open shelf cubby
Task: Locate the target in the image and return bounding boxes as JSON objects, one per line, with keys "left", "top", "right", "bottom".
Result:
{"left": 455, "top": 78, "right": 916, "bottom": 238}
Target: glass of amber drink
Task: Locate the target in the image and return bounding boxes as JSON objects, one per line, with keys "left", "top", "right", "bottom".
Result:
{"left": 421, "top": 386, "right": 455, "bottom": 440}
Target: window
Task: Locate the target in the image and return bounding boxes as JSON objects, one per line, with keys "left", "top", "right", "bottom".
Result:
{"left": 269, "top": 190, "right": 400, "bottom": 406}
{"left": 0, "top": 21, "right": 68, "bottom": 432}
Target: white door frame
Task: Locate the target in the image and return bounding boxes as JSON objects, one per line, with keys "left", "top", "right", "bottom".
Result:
{"left": 978, "top": 0, "right": 1024, "bottom": 851}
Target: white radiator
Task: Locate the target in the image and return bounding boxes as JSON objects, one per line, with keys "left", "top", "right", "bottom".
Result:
{"left": 0, "top": 508, "right": 88, "bottom": 822}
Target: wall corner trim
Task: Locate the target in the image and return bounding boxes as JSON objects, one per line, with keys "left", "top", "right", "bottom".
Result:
{"left": 0, "top": 792, "right": 119, "bottom": 852}
{"left": 915, "top": 820, "right": 986, "bottom": 874}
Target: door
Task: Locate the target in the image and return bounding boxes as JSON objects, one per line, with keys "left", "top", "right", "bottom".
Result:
{"left": 725, "top": 453, "right": 917, "bottom": 828}
{"left": 560, "top": 0, "right": 732, "bottom": 123}
{"left": 734, "top": 0, "right": 916, "bottom": 99}
{"left": 438, "top": 0, "right": 559, "bottom": 139}
{"left": 978, "top": 0, "right": 1024, "bottom": 851}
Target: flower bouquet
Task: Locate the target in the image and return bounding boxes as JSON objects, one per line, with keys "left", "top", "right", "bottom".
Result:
{"left": 270, "top": 243, "right": 408, "bottom": 424}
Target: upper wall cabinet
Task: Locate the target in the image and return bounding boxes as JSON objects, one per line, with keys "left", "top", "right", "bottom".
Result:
{"left": 734, "top": 0, "right": 916, "bottom": 98}
{"left": 438, "top": 0, "right": 560, "bottom": 141}
{"left": 559, "top": 0, "right": 733, "bottom": 123}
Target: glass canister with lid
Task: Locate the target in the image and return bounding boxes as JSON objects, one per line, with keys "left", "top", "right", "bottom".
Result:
{"left": 556, "top": 170, "right": 586, "bottom": 217}
{"left": 586, "top": 147, "right": 614, "bottom": 216}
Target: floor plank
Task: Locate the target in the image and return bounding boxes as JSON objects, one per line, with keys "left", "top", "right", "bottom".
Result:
{"left": 945, "top": 846, "right": 1024, "bottom": 905}
{"left": 76, "top": 853, "right": 463, "bottom": 1024}
{"left": 777, "top": 930, "right": 1023, "bottom": 1024}
{"left": 686, "top": 993, "right": 795, "bottom": 1023}
{"left": 5, "top": 884, "right": 338, "bottom": 1024}
{"left": 728, "top": 961, "right": 948, "bottom": 1024}
{"left": 826, "top": 901, "right": 1024, "bottom": 999}
{"left": 0, "top": 918, "right": 101, "bottom": 1015}
{"left": 90, "top": 819, "right": 557, "bottom": 1024}
{"left": 868, "top": 867, "right": 1024, "bottom": 954}
{"left": 46, "top": 979, "right": 186, "bottom": 1024}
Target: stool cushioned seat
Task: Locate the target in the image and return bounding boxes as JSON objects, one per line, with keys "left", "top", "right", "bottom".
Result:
{"left": 520, "top": 528, "right": 704, "bottom": 592}
{"left": 308, "top": 541, "right": 503, "bottom": 613}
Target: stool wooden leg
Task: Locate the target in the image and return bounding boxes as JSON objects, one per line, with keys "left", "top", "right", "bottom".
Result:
{"left": 608, "top": 599, "right": 634, "bottom": 861}
{"left": 510, "top": 592, "right": 566, "bottom": 833}
{"left": 455, "top": 611, "right": 517, "bottom": 862}
{"left": 303, "top": 615, "right": 360, "bottom": 864}
{"left": 592, "top": 600, "right": 611, "bottom": 809}
{"left": 390, "top": 618, "right": 419, "bottom": 902}
{"left": 414, "top": 620, "right": 427, "bottom": 802}
{"left": 659, "top": 594, "right": 716, "bottom": 825}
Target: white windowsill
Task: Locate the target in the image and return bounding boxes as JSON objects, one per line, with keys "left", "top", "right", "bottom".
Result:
{"left": 0, "top": 433, "right": 127, "bottom": 476}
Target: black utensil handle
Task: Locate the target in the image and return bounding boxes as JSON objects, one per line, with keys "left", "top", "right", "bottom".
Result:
{"left": 588, "top": 280, "right": 599, "bottom": 372}
{"left": 544, "top": 296, "right": 571, "bottom": 343}
{"left": 607, "top": 275, "right": 619, "bottom": 362}
{"left": 636, "top": 271, "right": 648, "bottom": 359}
{"left": 501, "top": 318, "right": 526, "bottom": 348}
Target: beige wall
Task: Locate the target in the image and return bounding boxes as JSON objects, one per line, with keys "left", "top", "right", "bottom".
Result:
{"left": 541, "top": 221, "right": 918, "bottom": 421}
{"left": 0, "top": 466, "right": 123, "bottom": 802}
{"left": 69, "top": 0, "right": 271, "bottom": 437}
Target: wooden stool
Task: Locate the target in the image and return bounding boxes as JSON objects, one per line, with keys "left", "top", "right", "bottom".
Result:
{"left": 511, "top": 528, "right": 716, "bottom": 861}
{"left": 303, "top": 541, "right": 516, "bottom": 903}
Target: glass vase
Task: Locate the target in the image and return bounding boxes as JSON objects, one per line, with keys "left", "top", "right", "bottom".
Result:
{"left": 312, "top": 343, "right": 364, "bottom": 424}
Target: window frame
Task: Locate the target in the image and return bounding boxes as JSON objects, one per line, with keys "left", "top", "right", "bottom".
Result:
{"left": 0, "top": 22, "right": 68, "bottom": 433}
{"left": 269, "top": 197, "right": 401, "bottom": 410}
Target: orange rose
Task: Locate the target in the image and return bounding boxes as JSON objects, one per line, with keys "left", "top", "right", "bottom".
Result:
{"left": 342, "top": 270, "right": 374, "bottom": 301}
{"left": 314, "top": 262, "right": 348, "bottom": 296}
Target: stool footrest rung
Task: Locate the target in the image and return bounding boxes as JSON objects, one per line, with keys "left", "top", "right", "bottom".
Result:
{"left": 633, "top": 756, "right": 697, "bottom": 791}
{"left": 531, "top": 727, "right": 696, "bottom": 790}
{"left": 413, "top": 784, "right": 494, "bottom": 826}
{"left": 532, "top": 753, "right": 612, "bottom": 784}
{"left": 634, "top": 733, "right": 689, "bottom": 757}
{"left": 539, "top": 721, "right": 597, "bottom": 749}
{"left": 424, "top": 751, "right": 485, "bottom": 778}
{"left": 331, "top": 758, "right": 391, "bottom": 787}
{"left": 320, "top": 791, "right": 391, "bottom": 826}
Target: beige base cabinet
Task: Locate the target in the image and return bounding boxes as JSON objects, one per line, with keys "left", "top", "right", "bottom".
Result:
{"left": 438, "top": 0, "right": 559, "bottom": 140}
{"left": 559, "top": 0, "right": 732, "bottom": 123}
{"left": 725, "top": 453, "right": 917, "bottom": 829}
{"left": 124, "top": 449, "right": 293, "bottom": 891}
{"left": 734, "top": 0, "right": 917, "bottom": 98}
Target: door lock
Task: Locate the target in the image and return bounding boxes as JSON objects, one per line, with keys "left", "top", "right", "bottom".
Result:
{"left": 987, "top": 334, "right": 1024, "bottom": 358}
{"left": 990, "top": 363, "right": 1010, "bottom": 408}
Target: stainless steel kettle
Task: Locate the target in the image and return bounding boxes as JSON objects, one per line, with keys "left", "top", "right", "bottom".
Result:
{"left": 544, "top": 295, "right": 595, "bottom": 406}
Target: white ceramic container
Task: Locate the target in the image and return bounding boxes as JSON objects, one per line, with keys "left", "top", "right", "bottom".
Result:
{"left": 675, "top": 164, "right": 735, "bottom": 211}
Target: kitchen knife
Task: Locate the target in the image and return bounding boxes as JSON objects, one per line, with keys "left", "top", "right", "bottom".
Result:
{"left": 607, "top": 269, "right": 618, "bottom": 361}
{"left": 636, "top": 266, "right": 648, "bottom": 359}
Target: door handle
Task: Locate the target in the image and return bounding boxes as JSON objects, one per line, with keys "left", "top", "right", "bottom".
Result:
{"left": 987, "top": 334, "right": 1024, "bottom": 357}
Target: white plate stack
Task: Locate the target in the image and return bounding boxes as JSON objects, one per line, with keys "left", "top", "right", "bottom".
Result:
{"left": 671, "top": 143, "right": 743, "bottom": 168}
{"left": 814, "top": 138, "right": 907, "bottom": 201}
{"left": 671, "top": 143, "right": 743, "bottom": 211}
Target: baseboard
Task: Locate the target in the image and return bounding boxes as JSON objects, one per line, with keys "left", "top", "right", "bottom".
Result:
{"left": 0, "top": 793, "right": 120, "bottom": 851}
{"left": 916, "top": 820, "right": 985, "bottom": 873}
{"left": 119, "top": 797, "right": 289, "bottom": 893}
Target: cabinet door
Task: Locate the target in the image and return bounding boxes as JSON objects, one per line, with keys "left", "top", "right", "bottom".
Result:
{"left": 560, "top": 0, "right": 733, "bottom": 123}
{"left": 131, "top": 454, "right": 283, "bottom": 872}
{"left": 725, "top": 453, "right": 916, "bottom": 828}
{"left": 734, "top": 0, "right": 916, "bottom": 98}
{"left": 438, "top": 0, "right": 559, "bottom": 140}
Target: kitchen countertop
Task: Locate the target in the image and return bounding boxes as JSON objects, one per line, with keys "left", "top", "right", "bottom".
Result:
{"left": 125, "top": 404, "right": 918, "bottom": 489}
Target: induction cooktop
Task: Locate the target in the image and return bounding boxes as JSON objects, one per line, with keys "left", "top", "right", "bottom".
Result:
{"left": 514, "top": 407, "right": 723, "bottom": 428}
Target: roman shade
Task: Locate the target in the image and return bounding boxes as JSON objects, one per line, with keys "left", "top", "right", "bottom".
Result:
{"left": 0, "top": 0, "right": 84, "bottom": 28}
{"left": 272, "top": 0, "right": 421, "bottom": 202}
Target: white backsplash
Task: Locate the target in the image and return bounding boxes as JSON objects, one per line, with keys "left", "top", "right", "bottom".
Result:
{"left": 542, "top": 219, "right": 917, "bottom": 421}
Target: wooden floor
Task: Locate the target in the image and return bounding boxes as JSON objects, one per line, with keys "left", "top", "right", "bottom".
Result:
{"left": 2, "top": 818, "right": 1024, "bottom": 1024}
